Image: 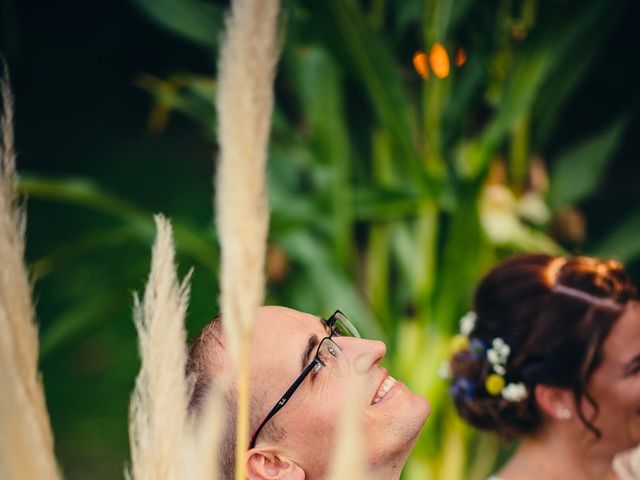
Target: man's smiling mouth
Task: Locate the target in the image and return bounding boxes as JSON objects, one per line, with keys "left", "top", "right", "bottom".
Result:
{"left": 372, "top": 375, "right": 397, "bottom": 405}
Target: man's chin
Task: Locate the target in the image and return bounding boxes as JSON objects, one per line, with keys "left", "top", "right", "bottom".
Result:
{"left": 369, "top": 399, "right": 431, "bottom": 471}
{"left": 408, "top": 390, "right": 431, "bottom": 427}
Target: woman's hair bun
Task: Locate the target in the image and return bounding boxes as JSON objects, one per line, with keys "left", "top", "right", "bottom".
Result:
{"left": 448, "top": 253, "right": 636, "bottom": 439}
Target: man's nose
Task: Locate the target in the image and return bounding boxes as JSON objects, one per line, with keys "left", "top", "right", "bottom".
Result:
{"left": 338, "top": 337, "right": 386, "bottom": 374}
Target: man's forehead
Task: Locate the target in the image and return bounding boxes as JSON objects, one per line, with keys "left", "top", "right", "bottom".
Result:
{"left": 248, "top": 306, "right": 325, "bottom": 377}
{"left": 251, "top": 306, "right": 327, "bottom": 352}
{"left": 255, "top": 305, "right": 322, "bottom": 325}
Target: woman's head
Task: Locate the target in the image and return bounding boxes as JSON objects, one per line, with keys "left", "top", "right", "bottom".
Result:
{"left": 450, "top": 254, "right": 639, "bottom": 446}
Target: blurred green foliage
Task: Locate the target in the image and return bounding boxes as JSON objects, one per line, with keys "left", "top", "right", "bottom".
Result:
{"left": 4, "top": 0, "right": 640, "bottom": 478}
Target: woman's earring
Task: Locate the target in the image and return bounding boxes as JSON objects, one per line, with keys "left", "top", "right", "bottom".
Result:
{"left": 557, "top": 408, "right": 571, "bottom": 420}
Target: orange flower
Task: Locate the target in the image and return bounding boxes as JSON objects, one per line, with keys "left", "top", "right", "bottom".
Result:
{"left": 429, "top": 43, "right": 450, "bottom": 78}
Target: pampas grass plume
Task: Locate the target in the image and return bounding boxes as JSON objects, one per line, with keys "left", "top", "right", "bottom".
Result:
{"left": 181, "top": 389, "right": 224, "bottom": 480}
{"left": 0, "top": 69, "right": 60, "bottom": 479}
{"left": 128, "top": 215, "right": 191, "bottom": 480}
{"left": 215, "top": 0, "right": 281, "bottom": 477}
{"left": 215, "top": 0, "right": 279, "bottom": 362}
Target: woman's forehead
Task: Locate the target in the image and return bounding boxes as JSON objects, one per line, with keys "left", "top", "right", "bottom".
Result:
{"left": 603, "top": 301, "right": 640, "bottom": 363}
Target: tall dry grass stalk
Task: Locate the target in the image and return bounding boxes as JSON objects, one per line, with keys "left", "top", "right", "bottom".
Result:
{"left": 214, "top": 0, "right": 281, "bottom": 477}
{"left": 128, "top": 215, "right": 192, "bottom": 480}
{"left": 0, "top": 69, "right": 60, "bottom": 479}
{"left": 181, "top": 389, "right": 224, "bottom": 480}
{"left": 129, "top": 215, "right": 225, "bottom": 480}
{"left": 614, "top": 446, "right": 640, "bottom": 480}
{"left": 327, "top": 376, "right": 369, "bottom": 480}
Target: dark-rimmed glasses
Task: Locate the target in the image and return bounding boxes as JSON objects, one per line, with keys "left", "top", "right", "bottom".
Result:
{"left": 248, "top": 310, "right": 360, "bottom": 449}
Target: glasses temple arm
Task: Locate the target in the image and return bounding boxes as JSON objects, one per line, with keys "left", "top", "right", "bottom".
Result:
{"left": 248, "top": 359, "right": 318, "bottom": 449}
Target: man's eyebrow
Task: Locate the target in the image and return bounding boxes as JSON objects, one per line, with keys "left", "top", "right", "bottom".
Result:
{"left": 301, "top": 334, "right": 319, "bottom": 371}
{"left": 318, "top": 315, "right": 330, "bottom": 332}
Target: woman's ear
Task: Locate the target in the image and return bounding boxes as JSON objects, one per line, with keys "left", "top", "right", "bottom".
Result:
{"left": 246, "top": 449, "right": 305, "bottom": 480}
{"left": 534, "top": 384, "right": 575, "bottom": 421}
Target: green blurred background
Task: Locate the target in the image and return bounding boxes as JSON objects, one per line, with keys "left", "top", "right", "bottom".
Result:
{"left": 2, "top": 0, "right": 640, "bottom": 478}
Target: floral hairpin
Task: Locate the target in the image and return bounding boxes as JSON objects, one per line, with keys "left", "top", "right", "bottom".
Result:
{"left": 450, "top": 311, "right": 529, "bottom": 403}
{"left": 487, "top": 338, "right": 509, "bottom": 375}
{"left": 450, "top": 311, "right": 477, "bottom": 354}
{"left": 460, "top": 311, "right": 476, "bottom": 336}
{"left": 484, "top": 337, "right": 527, "bottom": 401}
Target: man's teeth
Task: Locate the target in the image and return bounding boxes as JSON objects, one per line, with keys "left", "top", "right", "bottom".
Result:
{"left": 372, "top": 376, "right": 397, "bottom": 404}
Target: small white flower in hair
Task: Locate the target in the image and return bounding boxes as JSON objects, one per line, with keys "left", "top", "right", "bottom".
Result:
{"left": 487, "top": 337, "right": 511, "bottom": 373}
{"left": 491, "top": 338, "right": 510, "bottom": 359}
{"left": 438, "top": 361, "right": 451, "bottom": 380}
{"left": 460, "top": 311, "right": 477, "bottom": 336}
{"left": 502, "top": 382, "right": 528, "bottom": 402}
{"left": 487, "top": 348, "right": 500, "bottom": 365}
{"left": 493, "top": 364, "right": 506, "bottom": 376}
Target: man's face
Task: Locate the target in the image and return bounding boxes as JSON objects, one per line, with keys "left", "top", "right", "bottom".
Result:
{"left": 247, "top": 306, "right": 430, "bottom": 477}
{"left": 585, "top": 301, "right": 640, "bottom": 454}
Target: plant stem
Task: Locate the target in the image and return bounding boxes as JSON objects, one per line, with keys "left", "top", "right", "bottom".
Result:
{"left": 235, "top": 334, "right": 251, "bottom": 480}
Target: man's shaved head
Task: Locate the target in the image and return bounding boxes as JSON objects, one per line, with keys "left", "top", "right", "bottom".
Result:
{"left": 185, "top": 314, "right": 283, "bottom": 478}
{"left": 185, "top": 306, "right": 429, "bottom": 480}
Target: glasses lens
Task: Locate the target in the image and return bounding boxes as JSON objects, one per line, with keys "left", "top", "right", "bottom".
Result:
{"left": 329, "top": 310, "right": 361, "bottom": 338}
{"left": 317, "top": 338, "right": 348, "bottom": 377}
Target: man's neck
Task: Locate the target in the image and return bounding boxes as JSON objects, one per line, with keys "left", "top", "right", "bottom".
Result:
{"left": 369, "top": 461, "right": 404, "bottom": 480}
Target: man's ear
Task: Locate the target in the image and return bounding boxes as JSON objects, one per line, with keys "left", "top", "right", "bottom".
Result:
{"left": 246, "top": 449, "right": 305, "bottom": 480}
{"left": 534, "top": 384, "right": 575, "bottom": 421}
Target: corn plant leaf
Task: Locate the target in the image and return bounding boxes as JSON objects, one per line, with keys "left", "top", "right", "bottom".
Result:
{"left": 354, "top": 186, "right": 421, "bottom": 221}
{"left": 290, "top": 46, "right": 354, "bottom": 267}
{"left": 131, "top": 0, "right": 223, "bottom": 49}
{"left": 316, "top": 0, "right": 425, "bottom": 191}
{"left": 39, "top": 295, "right": 123, "bottom": 358}
{"left": 30, "top": 226, "right": 140, "bottom": 281}
{"left": 19, "top": 176, "right": 218, "bottom": 270}
{"left": 278, "top": 230, "right": 384, "bottom": 341}
{"left": 394, "top": 0, "right": 423, "bottom": 38}
{"left": 136, "top": 73, "right": 217, "bottom": 134}
{"left": 465, "top": 0, "right": 613, "bottom": 179}
{"left": 548, "top": 115, "right": 629, "bottom": 208}
{"left": 532, "top": 1, "right": 622, "bottom": 147}
{"left": 423, "top": 0, "right": 472, "bottom": 43}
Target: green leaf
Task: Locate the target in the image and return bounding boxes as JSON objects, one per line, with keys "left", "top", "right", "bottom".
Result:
{"left": 423, "top": 0, "right": 472, "bottom": 44}
{"left": 30, "top": 227, "right": 139, "bottom": 281}
{"left": 278, "top": 230, "right": 384, "bottom": 341}
{"left": 354, "top": 186, "right": 421, "bottom": 220}
{"left": 136, "top": 73, "right": 217, "bottom": 134}
{"left": 592, "top": 211, "right": 640, "bottom": 264}
{"left": 465, "top": 0, "right": 615, "bottom": 179}
{"left": 19, "top": 176, "right": 218, "bottom": 271}
{"left": 131, "top": 0, "right": 223, "bottom": 49}
{"left": 291, "top": 46, "right": 354, "bottom": 267}
{"left": 318, "top": 0, "right": 425, "bottom": 190}
{"left": 532, "top": 1, "right": 628, "bottom": 147}
{"left": 548, "top": 115, "right": 629, "bottom": 208}
{"left": 40, "top": 297, "right": 123, "bottom": 358}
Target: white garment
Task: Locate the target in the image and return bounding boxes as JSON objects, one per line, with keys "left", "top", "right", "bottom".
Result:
{"left": 487, "top": 477, "right": 505, "bottom": 480}
{"left": 614, "top": 445, "right": 640, "bottom": 480}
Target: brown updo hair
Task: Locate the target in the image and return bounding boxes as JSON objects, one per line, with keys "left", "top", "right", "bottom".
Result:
{"left": 450, "top": 253, "right": 637, "bottom": 439}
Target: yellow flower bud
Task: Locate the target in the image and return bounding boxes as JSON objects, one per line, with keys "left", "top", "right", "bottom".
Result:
{"left": 485, "top": 373, "right": 505, "bottom": 395}
{"left": 450, "top": 334, "right": 470, "bottom": 353}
